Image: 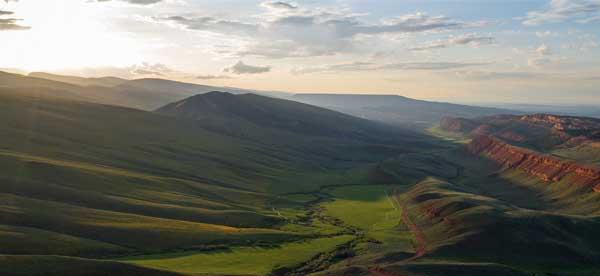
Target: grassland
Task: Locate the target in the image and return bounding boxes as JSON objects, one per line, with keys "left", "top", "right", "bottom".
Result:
{"left": 122, "top": 235, "right": 353, "bottom": 275}
{"left": 552, "top": 142, "right": 600, "bottom": 165}
{"left": 0, "top": 255, "right": 185, "bottom": 276}
{"left": 321, "top": 185, "right": 411, "bottom": 244}
{"left": 426, "top": 126, "right": 471, "bottom": 144}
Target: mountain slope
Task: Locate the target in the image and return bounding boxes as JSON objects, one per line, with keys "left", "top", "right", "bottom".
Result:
{"left": 0, "top": 83, "right": 441, "bottom": 262}
{"left": 156, "top": 92, "right": 419, "bottom": 142}
{"left": 0, "top": 90, "right": 314, "bottom": 256}
{"left": 28, "top": 72, "right": 128, "bottom": 87}
{"left": 292, "top": 94, "right": 517, "bottom": 128}
{"left": 22, "top": 71, "right": 289, "bottom": 110}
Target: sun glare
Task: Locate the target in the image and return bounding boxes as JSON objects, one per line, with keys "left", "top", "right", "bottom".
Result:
{"left": 1, "top": 0, "right": 142, "bottom": 72}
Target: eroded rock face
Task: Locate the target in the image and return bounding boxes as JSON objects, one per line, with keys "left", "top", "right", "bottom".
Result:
{"left": 439, "top": 117, "right": 478, "bottom": 133}
{"left": 439, "top": 114, "right": 600, "bottom": 150}
{"left": 520, "top": 114, "right": 600, "bottom": 133}
{"left": 467, "top": 135, "right": 600, "bottom": 193}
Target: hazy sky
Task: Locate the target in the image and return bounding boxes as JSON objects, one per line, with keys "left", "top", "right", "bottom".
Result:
{"left": 1, "top": 0, "right": 600, "bottom": 103}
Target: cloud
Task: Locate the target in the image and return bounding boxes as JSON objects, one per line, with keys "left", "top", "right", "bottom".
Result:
{"left": 292, "top": 62, "right": 374, "bottom": 74}
{"left": 155, "top": 2, "right": 486, "bottom": 58}
{"left": 95, "top": 0, "right": 164, "bottom": 5}
{"left": 292, "top": 61, "right": 489, "bottom": 74}
{"left": 528, "top": 57, "right": 554, "bottom": 67}
{"left": 48, "top": 63, "right": 183, "bottom": 79}
{"left": 410, "top": 33, "right": 494, "bottom": 51}
{"left": 0, "top": 5, "right": 29, "bottom": 31}
{"left": 583, "top": 76, "right": 600, "bottom": 80}
{"left": 528, "top": 44, "right": 557, "bottom": 67}
{"left": 524, "top": 0, "right": 600, "bottom": 26}
{"left": 195, "top": 74, "right": 233, "bottom": 80}
{"left": 0, "top": 17, "right": 30, "bottom": 31}
{"left": 261, "top": 1, "right": 298, "bottom": 10}
{"left": 535, "top": 30, "right": 559, "bottom": 37}
{"left": 535, "top": 44, "right": 553, "bottom": 55}
{"left": 381, "top": 62, "right": 490, "bottom": 70}
{"left": 454, "top": 70, "right": 544, "bottom": 81}
{"left": 159, "top": 16, "right": 258, "bottom": 36}
{"left": 224, "top": 61, "right": 271, "bottom": 74}
{"left": 130, "top": 63, "right": 173, "bottom": 76}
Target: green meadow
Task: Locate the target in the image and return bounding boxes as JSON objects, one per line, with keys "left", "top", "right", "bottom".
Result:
{"left": 122, "top": 235, "right": 353, "bottom": 275}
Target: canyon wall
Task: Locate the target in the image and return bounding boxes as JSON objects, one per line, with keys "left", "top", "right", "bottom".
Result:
{"left": 467, "top": 135, "right": 600, "bottom": 193}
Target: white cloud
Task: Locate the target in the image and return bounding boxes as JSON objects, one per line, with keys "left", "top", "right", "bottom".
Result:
{"left": 0, "top": 5, "right": 29, "bottom": 31}
{"left": 524, "top": 0, "right": 600, "bottom": 26}
{"left": 409, "top": 33, "right": 494, "bottom": 51}
{"left": 292, "top": 61, "right": 489, "bottom": 74}
{"left": 155, "top": 2, "right": 487, "bottom": 58}
{"left": 130, "top": 62, "right": 173, "bottom": 76}
{"left": 454, "top": 70, "right": 545, "bottom": 81}
{"left": 535, "top": 44, "right": 552, "bottom": 55}
{"left": 536, "top": 30, "right": 560, "bottom": 37}
{"left": 195, "top": 74, "right": 233, "bottom": 80}
{"left": 95, "top": 0, "right": 164, "bottom": 5}
{"left": 528, "top": 44, "right": 558, "bottom": 68}
{"left": 0, "top": 17, "right": 30, "bottom": 30}
{"left": 224, "top": 61, "right": 271, "bottom": 74}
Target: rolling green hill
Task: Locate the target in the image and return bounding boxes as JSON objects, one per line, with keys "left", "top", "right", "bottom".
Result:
{"left": 0, "top": 82, "right": 443, "bottom": 275}
{"left": 156, "top": 92, "right": 422, "bottom": 143}
{"left": 0, "top": 255, "right": 185, "bottom": 276}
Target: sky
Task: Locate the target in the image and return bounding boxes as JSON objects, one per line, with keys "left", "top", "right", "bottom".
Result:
{"left": 1, "top": 0, "right": 599, "bottom": 104}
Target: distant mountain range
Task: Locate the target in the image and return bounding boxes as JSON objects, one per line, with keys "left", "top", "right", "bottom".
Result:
{"left": 1, "top": 71, "right": 289, "bottom": 110}
{"left": 2, "top": 71, "right": 517, "bottom": 128}
{"left": 292, "top": 93, "right": 517, "bottom": 128}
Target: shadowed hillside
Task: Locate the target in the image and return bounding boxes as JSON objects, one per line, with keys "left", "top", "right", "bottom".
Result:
{"left": 156, "top": 92, "right": 420, "bottom": 142}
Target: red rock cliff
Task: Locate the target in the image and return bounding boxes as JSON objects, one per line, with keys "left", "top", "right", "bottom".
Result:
{"left": 467, "top": 135, "right": 600, "bottom": 193}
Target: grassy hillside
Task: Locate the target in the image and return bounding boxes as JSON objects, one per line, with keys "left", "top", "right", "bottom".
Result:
{"left": 397, "top": 146, "right": 600, "bottom": 272}
{"left": 156, "top": 92, "right": 423, "bottom": 143}
{"left": 0, "top": 83, "right": 440, "bottom": 269}
{"left": 123, "top": 235, "right": 353, "bottom": 275}
{"left": 0, "top": 255, "right": 185, "bottom": 276}
{"left": 309, "top": 138, "right": 600, "bottom": 276}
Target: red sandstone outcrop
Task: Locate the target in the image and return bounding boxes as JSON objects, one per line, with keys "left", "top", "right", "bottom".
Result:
{"left": 520, "top": 114, "right": 600, "bottom": 132}
{"left": 439, "top": 117, "right": 478, "bottom": 133}
{"left": 442, "top": 114, "right": 600, "bottom": 141}
{"left": 467, "top": 135, "right": 600, "bottom": 193}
